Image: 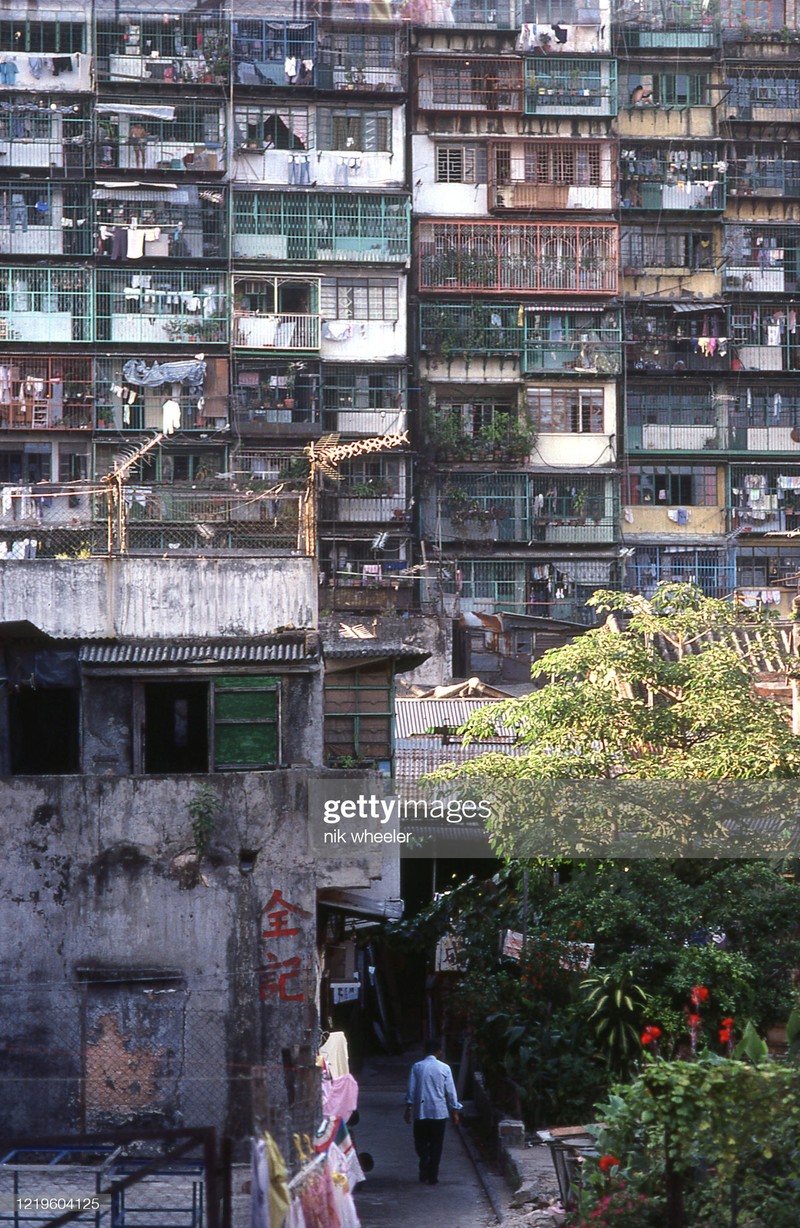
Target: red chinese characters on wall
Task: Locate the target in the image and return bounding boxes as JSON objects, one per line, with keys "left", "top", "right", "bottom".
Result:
{"left": 257, "top": 889, "right": 310, "bottom": 1003}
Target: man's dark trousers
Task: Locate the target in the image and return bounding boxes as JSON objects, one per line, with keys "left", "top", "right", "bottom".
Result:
{"left": 413, "top": 1117, "right": 447, "bottom": 1183}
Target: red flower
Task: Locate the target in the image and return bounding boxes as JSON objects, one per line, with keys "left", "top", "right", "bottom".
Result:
{"left": 598, "top": 1154, "right": 620, "bottom": 1173}
{"left": 640, "top": 1024, "right": 662, "bottom": 1046}
{"left": 719, "top": 1027, "right": 732, "bottom": 1044}
{"left": 641, "top": 1031, "right": 653, "bottom": 1044}
{"left": 690, "top": 985, "right": 710, "bottom": 1007}
{"left": 687, "top": 1013, "right": 702, "bottom": 1029}
{"left": 722, "top": 1016, "right": 735, "bottom": 1028}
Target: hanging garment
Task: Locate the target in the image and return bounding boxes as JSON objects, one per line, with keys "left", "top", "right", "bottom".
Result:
{"left": 265, "top": 1134, "right": 290, "bottom": 1228}
{"left": 321, "top": 1075, "right": 359, "bottom": 1121}
{"left": 319, "top": 1032, "right": 350, "bottom": 1079}
{"left": 162, "top": 398, "right": 181, "bottom": 435}
{"left": 252, "top": 1137, "right": 271, "bottom": 1228}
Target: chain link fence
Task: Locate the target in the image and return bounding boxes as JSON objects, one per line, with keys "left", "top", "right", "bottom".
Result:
{"left": 0, "top": 487, "right": 304, "bottom": 557}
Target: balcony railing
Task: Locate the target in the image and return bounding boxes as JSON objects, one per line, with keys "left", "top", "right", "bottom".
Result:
{"left": 620, "top": 146, "right": 726, "bottom": 211}
{"left": 232, "top": 18, "right": 316, "bottom": 87}
{"left": 0, "top": 268, "right": 91, "bottom": 343}
{"left": 232, "top": 192, "right": 410, "bottom": 264}
{"left": 234, "top": 313, "right": 321, "bottom": 351}
{"left": 416, "top": 58, "right": 524, "bottom": 113}
{"left": 95, "top": 271, "right": 228, "bottom": 345}
{"left": 328, "top": 494, "right": 407, "bottom": 522}
{"left": 94, "top": 188, "right": 227, "bottom": 262}
{"left": 428, "top": 473, "right": 617, "bottom": 544}
{"left": 730, "top": 156, "right": 800, "bottom": 198}
{"left": 0, "top": 102, "right": 91, "bottom": 175}
{"left": 724, "top": 77, "right": 800, "bottom": 121}
{"left": 488, "top": 140, "right": 616, "bottom": 213}
{"left": 524, "top": 308, "right": 622, "bottom": 375}
{"left": 96, "top": 12, "right": 229, "bottom": 86}
{"left": 115, "top": 487, "right": 302, "bottom": 553}
{"left": 0, "top": 185, "right": 92, "bottom": 256}
{"left": 428, "top": 0, "right": 515, "bottom": 26}
{"left": 418, "top": 222, "right": 618, "bottom": 295}
{"left": 315, "top": 28, "right": 405, "bottom": 93}
{"left": 0, "top": 356, "right": 93, "bottom": 430}
{"left": 525, "top": 59, "right": 618, "bottom": 116}
{"left": 95, "top": 104, "right": 226, "bottom": 175}
{"left": 419, "top": 302, "right": 522, "bottom": 357}
{"left": 627, "top": 327, "right": 731, "bottom": 373}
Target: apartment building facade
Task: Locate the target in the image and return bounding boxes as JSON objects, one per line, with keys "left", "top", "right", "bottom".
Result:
{"left": 2, "top": 1, "right": 800, "bottom": 623}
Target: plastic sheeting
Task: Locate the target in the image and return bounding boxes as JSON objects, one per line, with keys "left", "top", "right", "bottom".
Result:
{"left": 122, "top": 359, "right": 206, "bottom": 390}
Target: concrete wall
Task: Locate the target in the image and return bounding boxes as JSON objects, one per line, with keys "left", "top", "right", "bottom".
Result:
{"left": 0, "top": 770, "right": 389, "bottom": 1148}
{"left": 322, "top": 612, "right": 452, "bottom": 687}
{"left": 0, "top": 556, "right": 317, "bottom": 640}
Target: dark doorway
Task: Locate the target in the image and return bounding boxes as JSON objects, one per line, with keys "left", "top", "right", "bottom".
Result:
{"left": 144, "top": 682, "right": 208, "bottom": 773}
{"left": 9, "top": 687, "right": 80, "bottom": 774}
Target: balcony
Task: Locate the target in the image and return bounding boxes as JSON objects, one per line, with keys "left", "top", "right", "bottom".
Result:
{"left": 94, "top": 186, "right": 227, "bottom": 262}
{"left": 488, "top": 140, "right": 616, "bottom": 213}
{"left": 620, "top": 146, "right": 725, "bottom": 211}
{"left": 95, "top": 271, "right": 228, "bottom": 345}
{"left": 116, "top": 487, "right": 302, "bottom": 553}
{"left": 94, "top": 356, "right": 229, "bottom": 432}
{"left": 232, "top": 18, "right": 316, "bottom": 88}
{"left": 729, "top": 387, "right": 800, "bottom": 453}
{"left": 0, "top": 268, "right": 91, "bottom": 343}
{"left": 0, "top": 483, "right": 93, "bottom": 533}
{"left": 322, "top": 366, "right": 406, "bottom": 436}
{"left": 418, "top": 222, "right": 618, "bottom": 295}
{"left": 722, "top": 225, "right": 800, "bottom": 295}
{"left": 0, "top": 185, "right": 92, "bottom": 257}
{"left": 0, "top": 101, "right": 90, "bottom": 175}
{"left": 233, "top": 359, "right": 321, "bottom": 436}
{"left": 424, "top": 472, "right": 617, "bottom": 545}
{"left": 524, "top": 59, "right": 618, "bottom": 117}
{"left": 626, "top": 308, "right": 731, "bottom": 374}
{"left": 96, "top": 11, "right": 229, "bottom": 86}
{"left": 332, "top": 494, "right": 408, "bottom": 522}
{"left": 730, "top": 467, "right": 800, "bottom": 535}
{"left": 523, "top": 307, "right": 622, "bottom": 374}
{"left": 95, "top": 102, "right": 226, "bottom": 175}
{"left": 416, "top": 58, "right": 524, "bottom": 113}
{"left": 729, "top": 307, "right": 800, "bottom": 372}
{"left": 729, "top": 153, "right": 800, "bottom": 198}
{"left": 324, "top": 464, "right": 408, "bottom": 524}
{"left": 614, "top": 0, "right": 718, "bottom": 49}
{"left": 625, "top": 389, "right": 740, "bottom": 453}
{"left": 316, "top": 28, "right": 406, "bottom": 93}
{"left": 723, "top": 75, "right": 800, "bottom": 122}
{"left": 232, "top": 192, "right": 410, "bottom": 264}
{"left": 0, "top": 357, "right": 93, "bottom": 430}
{"left": 419, "top": 302, "right": 522, "bottom": 357}
{"left": 518, "top": 0, "right": 612, "bottom": 53}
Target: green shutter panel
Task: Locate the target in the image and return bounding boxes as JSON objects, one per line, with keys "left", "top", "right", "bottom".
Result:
{"left": 317, "top": 108, "right": 331, "bottom": 150}
{"left": 213, "top": 675, "right": 280, "bottom": 769}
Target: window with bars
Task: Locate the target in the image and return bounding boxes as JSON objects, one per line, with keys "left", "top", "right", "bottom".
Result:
{"left": 322, "top": 367, "right": 403, "bottom": 409}
{"left": 642, "top": 73, "right": 710, "bottom": 106}
{"left": 234, "top": 105, "right": 310, "bottom": 151}
{"left": 317, "top": 109, "right": 391, "bottom": 153}
{"left": 0, "top": 17, "right": 85, "bottom": 53}
{"left": 320, "top": 279, "right": 399, "bottom": 321}
{"left": 526, "top": 388, "right": 605, "bottom": 433}
{"left": 435, "top": 145, "right": 486, "bottom": 184}
{"left": 621, "top": 229, "right": 714, "bottom": 269}
{"left": 522, "top": 144, "right": 602, "bottom": 186}
{"left": 625, "top": 465, "right": 718, "bottom": 505}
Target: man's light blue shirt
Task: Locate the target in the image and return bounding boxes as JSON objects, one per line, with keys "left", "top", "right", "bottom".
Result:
{"left": 406, "top": 1054, "right": 463, "bottom": 1120}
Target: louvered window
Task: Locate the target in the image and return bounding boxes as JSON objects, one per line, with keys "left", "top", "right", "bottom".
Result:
{"left": 316, "top": 108, "right": 392, "bottom": 152}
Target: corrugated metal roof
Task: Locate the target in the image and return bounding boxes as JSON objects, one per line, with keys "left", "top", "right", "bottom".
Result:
{"left": 79, "top": 634, "right": 320, "bottom": 667}
{"left": 653, "top": 624, "right": 795, "bottom": 673}
{"left": 396, "top": 697, "right": 508, "bottom": 738}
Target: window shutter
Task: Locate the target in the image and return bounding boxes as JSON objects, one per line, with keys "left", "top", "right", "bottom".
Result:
{"left": 316, "top": 108, "right": 331, "bottom": 150}
{"left": 320, "top": 279, "right": 338, "bottom": 318}
{"left": 473, "top": 144, "right": 487, "bottom": 184}
{"left": 436, "top": 146, "right": 455, "bottom": 181}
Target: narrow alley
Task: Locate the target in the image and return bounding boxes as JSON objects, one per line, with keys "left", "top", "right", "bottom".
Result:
{"left": 353, "top": 1054, "right": 501, "bottom": 1228}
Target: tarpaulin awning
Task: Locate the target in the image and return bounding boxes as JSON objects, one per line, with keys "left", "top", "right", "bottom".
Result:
{"left": 122, "top": 359, "right": 206, "bottom": 390}
{"left": 96, "top": 104, "right": 176, "bottom": 121}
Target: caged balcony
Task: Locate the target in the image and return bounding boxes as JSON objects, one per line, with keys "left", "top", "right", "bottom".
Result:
{"left": 724, "top": 74, "right": 800, "bottom": 122}
{"left": 232, "top": 18, "right": 316, "bottom": 88}
{"left": 233, "top": 358, "right": 322, "bottom": 434}
{"left": 95, "top": 102, "right": 226, "bottom": 175}
{"left": 322, "top": 365, "right": 406, "bottom": 436}
{"left": 95, "top": 10, "right": 230, "bottom": 86}
{"left": 729, "top": 303, "right": 800, "bottom": 372}
{"left": 729, "top": 149, "right": 800, "bottom": 198}
{"left": 626, "top": 307, "right": 730, "bottom": 374}
{"left": 316, "top": 27, "right": 406, "bottom": 93}
{"left": 488, "top": 140, "right": 617, "bottom": 213}
{"left": 94, "top": 186, "right": 227, "bottom": 262}
{"left": 233, "top": 275, "right": 320, "bottom": 352}
{"left": 416, "top": 57, "right": 524, "bottom": 113}
{"left": 0, "top": 100, "right": 91, "bottom": 175}
{"left": 0, "top": 185, "right": 91, "bottom": 257}
{"left": 523, "top": 306, "right": 621, "bottom": 374}
{"left": 427, "top": 0, "right": 515, "bottom": 26}
{"left": 620, "top": 146, "right": 726, "bottom": 211}
{"left": 613, "top": 0, "right": 719, "bottom": 49}
{"left": 0, "top": 11, "right": 91, "bottom": 91}
{"left": 0, "top": 268, "right": 91, "bottom": 343}
{"left": 94, "top": 356, "right": 229, "bottom": 432}
{"left": 420, "top": 301, "right": 523, "bottom": 359}
{"left": 0, "top": 356, "right": 94, "bottom": 430}
{"left": 517, "top": 0, "right": 612, "bottom": 53}
{"left": 95, "top": 270, "right": 228, "bottom": 345}
{"left": 524, "top": 59, "right": 618, "bottom": 117}
{"left": 232, "top": 192, "right": 410, "bottom": 263}
{"left": 426, "top": 472, "right": 617, "bottom": 545}
{"left": 723, "top": 225, "right": 800, "bottom": 294}
{"left": 625, "top": 387, "right": 726, "bottom": 453}
{"left": 418, "top": 222, "right": 618, "bottom": 295}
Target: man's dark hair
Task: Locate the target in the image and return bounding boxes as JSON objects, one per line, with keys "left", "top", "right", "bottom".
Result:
{"left": 424, "top": 1038, "right": 442, "bottom": 1056}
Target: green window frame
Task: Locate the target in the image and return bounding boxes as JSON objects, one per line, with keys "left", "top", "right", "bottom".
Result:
{"left": 316, "top": 108, "right": 392, "bottom": 153}
{"left": 213, "top": 675, "right": 280, "bottom": 770}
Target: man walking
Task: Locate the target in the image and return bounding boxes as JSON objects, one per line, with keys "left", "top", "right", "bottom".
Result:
{"left": 404, "top": 1039, "right": 462, "bottom": 1185}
